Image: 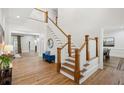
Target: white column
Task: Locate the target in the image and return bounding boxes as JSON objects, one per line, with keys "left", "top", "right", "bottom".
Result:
{"left": 99, "top": 28, "right": 104, "bottom": 69}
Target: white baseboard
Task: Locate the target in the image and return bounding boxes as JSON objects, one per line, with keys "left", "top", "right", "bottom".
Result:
{"left": 110, "top": 48, "right": 124, "bottom": 58}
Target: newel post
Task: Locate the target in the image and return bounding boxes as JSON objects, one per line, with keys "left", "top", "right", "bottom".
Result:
{"left": 68, "top": 35, "right": 71, "bottom": 57}
{"left": 45, "top": 11, "right": 48, "bottom": 23}
{"left": 85, "top": 35, "right": 90, "bottom": 61}
{"left": 57, "top": 48, "right": 62, "bottom": 73}
{"left": 74, "top": 48, "right": 80, "bottom": 84}
{"left": 95, "top": 37, "right": 98, "bottom": 57}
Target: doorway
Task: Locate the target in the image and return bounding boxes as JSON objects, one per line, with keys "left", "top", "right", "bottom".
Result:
{"left": 11, "top": 32, "right": 41, "bottom": 58}
{"left": 100, "top": 27, "right": 124, "bottom": 69}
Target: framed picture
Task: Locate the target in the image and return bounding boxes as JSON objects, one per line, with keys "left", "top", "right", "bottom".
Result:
{"left": 103, "top": 37, "right": 115, "bottom": 47}
{"left": 0, "top": 24, "right": 4, "bottom": 44}
{"left": 48, "top": 38, "right": 54, "bottom": 49}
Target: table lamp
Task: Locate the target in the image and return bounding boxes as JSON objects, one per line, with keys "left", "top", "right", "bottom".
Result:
{"left": 3, "top": 45, "right": 13, "bottom": 54}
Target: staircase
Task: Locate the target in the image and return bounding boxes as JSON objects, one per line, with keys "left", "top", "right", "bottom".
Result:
{"left": 35, "top": 8, "right": 99, "bottom": 84}
{"left": 57, "top": 35, "right": 99, "bottom": 84}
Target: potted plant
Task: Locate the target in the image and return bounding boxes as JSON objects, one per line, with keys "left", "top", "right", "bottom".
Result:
{"left": 0, "top": 55, "right": 12, "bottom": 70}
{"left": 0, "top": 54, "right": 12, "bottom": 85}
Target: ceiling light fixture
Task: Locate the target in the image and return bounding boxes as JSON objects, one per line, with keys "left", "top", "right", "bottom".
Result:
{"left": 16, "top": 16, "right": 20, "bottom": 18}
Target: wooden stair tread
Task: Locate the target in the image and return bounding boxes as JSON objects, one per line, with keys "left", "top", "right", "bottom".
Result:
{"left": 71, "top": 45, "right": 76, "bottom": 47}
{"left": 65, "top": 58, "right": 75, "bottom": 63}
{"left": 83, "top": 64, "right": 90, "bottom": 67}
{"left": 71, "top": 51, "right": 75, "bottom": 53}
{"left": 62, "top": 63, "right": 75, "bottom": 69}
{"left": 80, "top": 75, "right": 84, "bottom": 79}
{"left": 80, "top": 69, "right": 87, "bottom": 73}
{"left": 61, "top": 67, "right": 74, "bottom": 76}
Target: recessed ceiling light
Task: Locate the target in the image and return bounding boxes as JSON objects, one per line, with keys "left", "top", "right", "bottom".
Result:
{"left": 16, "top": 16, "right": 20, "bottom": 18}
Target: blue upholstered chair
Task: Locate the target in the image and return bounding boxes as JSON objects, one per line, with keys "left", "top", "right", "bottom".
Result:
{"left": 43, "top": 51, "right": 55, "bottom": 63}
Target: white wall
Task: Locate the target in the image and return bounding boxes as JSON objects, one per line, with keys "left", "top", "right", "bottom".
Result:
{"left": 0, "top": 9, "right": 6, "bottom": 31}
{"left": 104, "top": 30, "right": 124, "bottom": 58}
{"left": 0, "top": 9, "right": 2, "bottom": 25}
{"left": 58, "top": 9, "right": 124, "bottom": 46}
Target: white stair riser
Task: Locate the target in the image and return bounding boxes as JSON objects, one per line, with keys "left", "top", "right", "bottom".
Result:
{"left": 61, "top": 65, "right": 74, "bottom": 72}
{"left": 60, "top": 70, "right": 74, "bottom": 80}
{"left": 68, "top": 57, "right": 75, "bottom": 60}
{"left": 65, "top": 61, "right": 75, "bottom": 66}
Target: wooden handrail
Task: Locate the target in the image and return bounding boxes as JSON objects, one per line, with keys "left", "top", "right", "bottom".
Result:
{"left": 48, "top": 17, "right": 68, "bottom": 38}
{"left": 35, "top": 8, "right": 68, "bottom": 38}
{"left": 79, "top": 42, "right": 86, "bottom": 52}
{"left": 34, "top": 8, "right": 46, "bottom": 13}
{"left": 61, "top": 43, "right": 68, "bottom": 49}
{"left": 26, "top": 17, "right": 44, "bottom": 22}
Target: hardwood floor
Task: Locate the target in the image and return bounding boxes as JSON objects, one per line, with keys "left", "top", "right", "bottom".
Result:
{"left": 12, "top": 53, "right": 76, "bottom": 85}
{"left": 12, "top": 53, "right": 124, "bottom": 85}
{"left": 83, "top": 57, "right": 124, "bottom": 85}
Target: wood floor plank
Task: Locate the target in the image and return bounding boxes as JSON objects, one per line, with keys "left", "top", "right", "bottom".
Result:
{"left": 12, "top": 53, "right": 76, "bottom": 85}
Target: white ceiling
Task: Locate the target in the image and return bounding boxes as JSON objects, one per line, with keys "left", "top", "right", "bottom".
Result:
{"left": 3, "top": 8, "right": 47, "bottom": 35}
{"left": 4, "top": 8, "right": 46, "bottom": 26}
{"left": 4, "top": 8, "right": 33, "bottom": 25}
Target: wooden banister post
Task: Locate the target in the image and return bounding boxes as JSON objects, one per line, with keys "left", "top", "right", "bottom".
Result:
{"left": 55, "top": 16, "right": 58, "bottom": 25}
{"left": 57, "top": 48, "right": 62, "bottom": 73}
{"left": 95, "top": 37, "right": 98, "bottom": 57}
{"left": 85, "top": 35, "right": 90, "bottom": 61}
{"left": 45, "top": 11, "right": 48, "bottom": 23}
{"left": 68, "top": 35, "right": 71, "bottom": 57}
{"left": 74, "top": 48, "right": 80, "bottom": 84}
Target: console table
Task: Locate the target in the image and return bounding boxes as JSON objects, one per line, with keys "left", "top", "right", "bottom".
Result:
{"left": 0, "top": 68, "right": 12, "bottom": 85}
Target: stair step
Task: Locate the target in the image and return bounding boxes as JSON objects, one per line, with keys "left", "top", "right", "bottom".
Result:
{"left": 68, "top": 56, "right": 75, "bottom": 60}
{"left": 61, "top": 68, "right": 84, "bottom": 82}
{"left": 80, "top": 69, "right": 87, "bottom": 73}
{"left": 70, "top": 55, "right": 75, "bottom": 58}
{"left": 55, "top": 37, "right": 59, "bottom": 39}
{"left": 62, "top": 63, "right": 75, "bottom": 70}
{"left": 71, "top": 51, "right": 75, "bottom": 53}
{"left": 58, "top": 42, "right": 63, "bottom": 44}
{"left": 56, "top": 39, "right": 61, "bottom": 41}
{"left": 83, "top": 63, "right": 90, "bottom": 67}
{"left": 71, "top": 45, "right": 76, "bottom": 47}
{"left": 65, "top": 61, "right": 75, "bottom": 66}
{"left": 61, "top": 67, "right": 74, "bottom": 76}
{"left": 72, "top": 48, "right": 76, "bottom": 50}
{"left": 65, "top": 58, "right": 75, "bottom": 63}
